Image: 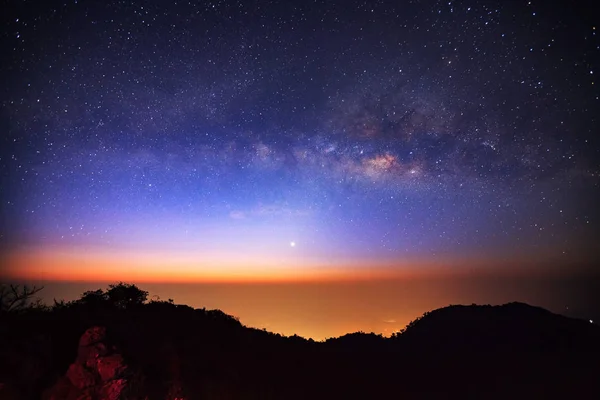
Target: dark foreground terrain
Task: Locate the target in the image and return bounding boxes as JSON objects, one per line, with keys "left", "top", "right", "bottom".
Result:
{"left": 0, "top": 283, "right": 598, "bottom": 399}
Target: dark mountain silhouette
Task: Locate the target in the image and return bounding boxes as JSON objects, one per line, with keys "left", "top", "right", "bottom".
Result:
{"left": 397, "top": 301, "right": 599, "bottom": 349}
{"left": 0, "top": 283, "right": 598, "bottom": 399}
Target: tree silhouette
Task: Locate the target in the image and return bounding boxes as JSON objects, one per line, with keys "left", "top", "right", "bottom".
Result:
{"left": 0, "top": 284, "right": 44, "bottom": 312}
{"left": 79, "top": 289, "right": 107, "bottom": 307}
{"left": 105, "top": 282, "right": 148, "bottom": 308}
{"left": 76, "top": 283, "right": 149, "bottom": 309}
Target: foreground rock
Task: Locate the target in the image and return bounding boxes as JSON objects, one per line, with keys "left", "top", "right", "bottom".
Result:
{"left": 43, "top": 326, "right": 133, "bottom": 400}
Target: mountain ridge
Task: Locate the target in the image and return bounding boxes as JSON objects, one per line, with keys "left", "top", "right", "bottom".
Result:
{"left": 0, "top": 283, "right": 598, "bottom": 399}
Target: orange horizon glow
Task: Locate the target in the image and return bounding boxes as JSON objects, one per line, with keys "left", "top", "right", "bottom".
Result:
{"left": 2, "top": 246, "right": 445, "bottom": 284}
{"left": 2, "top": 245, "right": 595, "bottom": 340}
{"left": 1, "top": 244, "right": 578, "bottom": 285}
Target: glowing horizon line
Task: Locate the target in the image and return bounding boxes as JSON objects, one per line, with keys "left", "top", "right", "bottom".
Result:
{"left": 1, "top": 244, "right": 581, "bottom": 284}
{"left": 1, "top": 244, "right": 452, "bottom": 283}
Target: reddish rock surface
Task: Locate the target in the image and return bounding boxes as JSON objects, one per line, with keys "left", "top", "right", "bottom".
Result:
{"left": 43, "top": 327, "right": 132, "bottom": 400}
{"left": 97, "top": 354, "right": 127, "bottom": 382}
{"left": 79, "top": 327, "right": 107, "bottom": 348}
{"left": 66, "top": 363, "right": 96, "bottom": 389}
{"left": 98, "top": 379, "right": 128, "bottom": 400}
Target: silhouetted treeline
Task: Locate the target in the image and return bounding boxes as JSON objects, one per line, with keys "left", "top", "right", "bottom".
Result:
{"left": 0, "top": 282, "right": 598, "bottom": 399}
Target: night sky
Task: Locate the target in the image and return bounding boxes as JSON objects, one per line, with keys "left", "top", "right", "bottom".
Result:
{"left": 1, "top": 0, "right": 599, "bottom": 323}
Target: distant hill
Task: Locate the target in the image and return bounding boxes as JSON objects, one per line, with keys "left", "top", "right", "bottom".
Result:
{"left": 397, "top": 302, "right": 600, "bottom": 350}
{"left": 0, "top": 284, "right": 598, "bottom": 399}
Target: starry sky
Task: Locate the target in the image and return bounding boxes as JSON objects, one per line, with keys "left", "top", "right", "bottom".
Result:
{"left": 1, "top": 0, "right": 599, "bottom": 286}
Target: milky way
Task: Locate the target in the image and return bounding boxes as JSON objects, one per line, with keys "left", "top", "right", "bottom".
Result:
{"left": 1, "top": 0, "right": 599, "bottom": 277}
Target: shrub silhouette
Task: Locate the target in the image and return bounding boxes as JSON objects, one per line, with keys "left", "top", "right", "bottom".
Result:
{"left": 79, "top": 289, "right": 107, "bottom": 307}
{"left": 76, "top": 282, "right": 149, "bottom": 310}
{"left": 106, "top": 282, "right": 149, "bottom": 309}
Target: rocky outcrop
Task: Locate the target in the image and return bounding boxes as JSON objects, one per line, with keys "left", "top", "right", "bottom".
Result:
{"left": 43, "top": 327, "right": 133, "bottom": 400}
